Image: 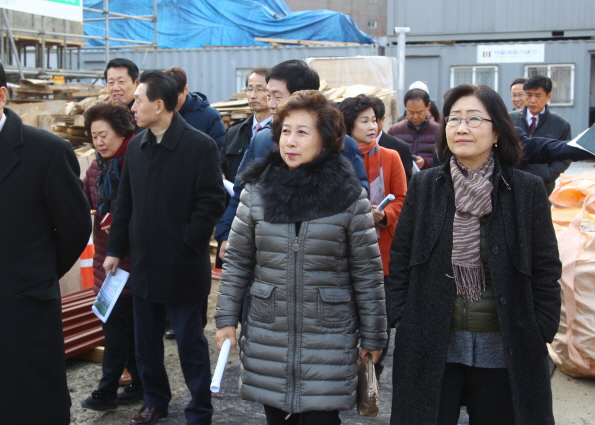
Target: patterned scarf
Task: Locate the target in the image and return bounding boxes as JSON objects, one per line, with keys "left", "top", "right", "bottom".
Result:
{"left": 450, "top": 153, "right": 495, "bottom": 301}
{"left": 359, "top": 140, "right": 385, "bottom": 238}
{"left": 95, "top": 135, "right": 132, "bottom": 215}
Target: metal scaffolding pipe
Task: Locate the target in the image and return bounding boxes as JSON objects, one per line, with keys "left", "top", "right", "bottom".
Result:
{"left": 1, "top": 8, "right": 24, "bottom": 79}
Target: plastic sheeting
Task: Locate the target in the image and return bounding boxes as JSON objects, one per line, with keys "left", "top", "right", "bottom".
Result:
{"left": 83, "top": 0, "right": 375, "bottom": 49}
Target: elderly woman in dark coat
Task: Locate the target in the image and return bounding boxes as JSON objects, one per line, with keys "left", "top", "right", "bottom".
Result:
{"left": 386, "top": 85, "right": 561, "bottom": 425}
{"left": 81, "top": 99, "right": 142, "bottom": 410}
{"left": 215, "top": 90, "right": 387, "bottom": 425}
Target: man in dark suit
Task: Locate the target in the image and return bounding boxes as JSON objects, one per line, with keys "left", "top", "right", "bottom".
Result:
{"left": 220, "top": 66, "right": 271, "bottom": 185}
{"left": 370, "top": 96, "right": 413, "bottom": 183}
{"left": 0, "top": 62, "right": 92, "bottom": 424}
{"left": 104, "top": 70, "right": 225, "bottom": 425}
{"left": 509, "top": 75, "right": 572, "bottom": 194}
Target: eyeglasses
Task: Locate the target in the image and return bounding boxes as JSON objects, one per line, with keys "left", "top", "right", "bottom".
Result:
{"left": 245, "top": 86, "right": 267, "bottom": 93}
{"left": 444, "top": 115, "right": 493, "bottom": 128}
{"left": 511, "top": 93, "right": 526, "bottom": 98}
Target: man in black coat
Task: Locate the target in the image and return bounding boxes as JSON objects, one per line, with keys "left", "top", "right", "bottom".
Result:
{"left": 510, "top": 75, "right": 572, "bottom": 194}
{"left": 0, "top": 62, "right": 92, "bottom": 425}
{"left": 105, "top": 70, "right": 225, "bottom": 425}
{"left": 370, "top": 96, "right": 413, "bottom": 184}
{"left": 220, "top": 66, "right": 271, "bottom": 184}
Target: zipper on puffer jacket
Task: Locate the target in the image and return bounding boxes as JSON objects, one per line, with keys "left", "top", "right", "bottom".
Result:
{"left": 288, "top": 229, "right": 300, "bottom": 417}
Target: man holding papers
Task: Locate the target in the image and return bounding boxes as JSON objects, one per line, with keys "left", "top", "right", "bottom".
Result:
{"left": 104, "top": 70, "right": 225, "bottom": 425}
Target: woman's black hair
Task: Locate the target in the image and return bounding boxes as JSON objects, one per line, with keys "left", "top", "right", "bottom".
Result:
{"left": 436, "top": 85, "right": 522, "bottom": 167}
{"left": 84, "top": 99, "right": 135, "bottom": 138}
{"left": 339, "top": 94, "right": 376, "bottom": 137}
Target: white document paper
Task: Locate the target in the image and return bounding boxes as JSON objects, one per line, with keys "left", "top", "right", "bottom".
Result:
{"left": 91, "top": 268, "right": 130, "bottom": 323}
{"left": 567, "top": 128, "right": 592, "bottom": 153}
{"left": 223, "top": 179, "right": 235, "bottom": 196}
{"left": 210, "top": 339, "right": 232, "bottom": 393}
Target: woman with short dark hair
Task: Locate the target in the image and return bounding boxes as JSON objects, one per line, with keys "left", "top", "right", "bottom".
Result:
{"left": 386, "top": 85, "right": 561, "bottom": 425}
{"left": 81, "top": 99, "right": 142, "bottom": 411}
{"left": 216, "top": 90, "right": 387, "bottom": 425}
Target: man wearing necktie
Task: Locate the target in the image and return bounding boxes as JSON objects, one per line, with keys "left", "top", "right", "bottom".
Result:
{"left": 220, "top": 66, "right": 272, "bottom": 185}
{"left": 509, "top": 75, "right": 572, "bottom": 194}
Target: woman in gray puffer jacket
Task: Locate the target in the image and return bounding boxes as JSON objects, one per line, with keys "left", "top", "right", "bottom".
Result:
{"left": 215, "top": 90, "right": 387, "bottom": 425}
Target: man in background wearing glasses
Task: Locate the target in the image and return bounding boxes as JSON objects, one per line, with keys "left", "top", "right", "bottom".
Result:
{"left": 220, "top": 66, "right": 271, "bottom": 186}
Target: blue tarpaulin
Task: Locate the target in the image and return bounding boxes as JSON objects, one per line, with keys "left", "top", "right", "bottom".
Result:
{"left": 83, "top": 0, "right": 375, "bottom": 48}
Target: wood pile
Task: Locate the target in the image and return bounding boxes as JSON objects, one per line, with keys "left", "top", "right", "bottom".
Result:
{"left": 211, "top": 81, "right": 397, "bottom": 130}
{"left": 11, "top": 79, "right": 107, "bottom": 102}
{"left": 211, "top": 98, "right": 251, "bottom": 130}
{"left": 8, "top": 79, "right": 109, "bottom": 148}
{"left": 62, "top": 288, "right": 105, "bottom": 359}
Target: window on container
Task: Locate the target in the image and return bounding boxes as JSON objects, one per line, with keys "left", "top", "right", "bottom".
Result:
{"left": 236, "top": 68, "right": 252, "bottom": 94}
{"left": 525, "top": 64, "right": 574, "bottom": 106}
{"left": 368, "top": 21, "right": 378, "bottom": 29}
{"left": 450, "top": 66, "right": 498, "bottom": 90}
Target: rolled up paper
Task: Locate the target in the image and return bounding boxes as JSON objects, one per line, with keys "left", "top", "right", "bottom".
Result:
{"left": 376, "top": 194, "right": 395, "bottom": 212}
{"left": 223, "top": 179, "right": 235, "bottom": 196}
{"left": 210, "top": 339, "right": 232, "bottom": 393}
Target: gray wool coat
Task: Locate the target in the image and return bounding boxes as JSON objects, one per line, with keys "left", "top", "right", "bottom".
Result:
{"left": 386, "top": 159, "right": 562, "bottom": 425}
{"left": 215, "top": 151, "right": 387, "bottom": 414}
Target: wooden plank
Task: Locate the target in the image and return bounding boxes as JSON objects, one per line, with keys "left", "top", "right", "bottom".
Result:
{"left": 73, "top": 115, "right": 86, "bottom": 127}
{"left": 78, "top": 347, "right": 105, "bottom": 363}
{"left": 254, "top": 37, "right": 360, "bottom": 46}
{"left": 210, "top": 99, "right": 249, "bottom": 108}
{"left": 66, "top": 127, "right": 86, "bottom": 135}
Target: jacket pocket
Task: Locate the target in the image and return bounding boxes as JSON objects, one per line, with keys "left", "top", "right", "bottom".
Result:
{"left": 317, "top": 287, "right": 354, "bottom": 328}
{"left": 16, "top": 278, "right": 61, "bottom": 301}
{"left": 249, "top": 281, "right": 275, "bottom": 323}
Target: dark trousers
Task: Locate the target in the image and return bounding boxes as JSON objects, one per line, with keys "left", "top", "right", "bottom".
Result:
{"left": 376, "top": 275, "right": 391, "bottom": 377}
{"left": 98, "top": 295, "right": 139, "bottom": 394}
{"left": 438, "top": 363, "right": 516, "bottom": 425}
{"left": 133, "top": 295, "right": 212, "bottom": 424}
{"left": 1, "top": 291, "right": 70, "bottom": 425}
{"left": 263, "top": 405, "right": 341, "bottom": 425}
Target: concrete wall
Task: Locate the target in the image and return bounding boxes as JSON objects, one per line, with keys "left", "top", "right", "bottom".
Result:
{"left": 2, "top": 9, "right": 83, "bottom": 36}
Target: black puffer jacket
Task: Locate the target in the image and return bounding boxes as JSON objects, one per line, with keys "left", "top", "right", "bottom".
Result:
{"left": 216, "top": 151, "right": 387, "bottom": 413}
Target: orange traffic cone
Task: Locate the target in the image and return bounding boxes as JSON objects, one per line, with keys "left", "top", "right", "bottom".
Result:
{"left": 211, "top": 264, "right": 222, "bottom": 280}
{"left": 80, "top": 236, "right": 95, "bottom": 289}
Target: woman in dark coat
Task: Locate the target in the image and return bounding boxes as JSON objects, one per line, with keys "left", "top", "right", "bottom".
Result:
{"left": 215, "top": 90, "right": 387, "bottom": 425}
{"left": 386, "top": 84, "right": 562, "bottom": 425}
{"left": 81, "top": 99, "right": 143, "bottom": 410}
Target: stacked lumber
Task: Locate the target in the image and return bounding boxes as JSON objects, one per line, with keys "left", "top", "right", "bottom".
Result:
{"left": 8, "top": 80, "right": 109, "bottom": 148}
{"left": 211, "top": 98, "right": 251, "bottom": 130}
{"left": 11, "top": 79, "right": 108, "bottom": 101}
{"left": 62, "top": 288, "right": 104, "bottom": 359}
{"left": 211, "top": 81, "right": 398, "bottom": 130}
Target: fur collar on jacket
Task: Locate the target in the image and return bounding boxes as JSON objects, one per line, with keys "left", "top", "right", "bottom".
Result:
{"left": 240, "top": 150, "right": 363, "bottom": 223}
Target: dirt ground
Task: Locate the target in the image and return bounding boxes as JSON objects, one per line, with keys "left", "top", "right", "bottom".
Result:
{"left": 66, "top": 277, "right": 595, "bottom": 424}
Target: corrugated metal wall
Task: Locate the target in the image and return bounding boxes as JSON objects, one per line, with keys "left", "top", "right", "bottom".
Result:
{"left": 386, "top": 39, "right": 595, "bottom": 134}
{"left": 80, "top": 44, "right": 380, "bottom": 102}
{"left": 388, "top": 0, "right": 595, "bottom": 41}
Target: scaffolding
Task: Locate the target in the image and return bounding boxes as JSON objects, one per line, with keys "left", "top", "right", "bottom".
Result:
{"left": 0, "top": 0, "right": 158, "bottom": 81}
